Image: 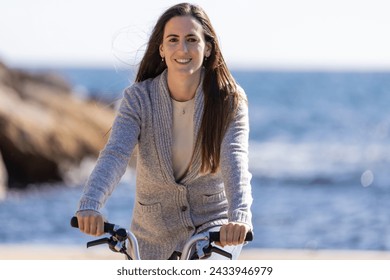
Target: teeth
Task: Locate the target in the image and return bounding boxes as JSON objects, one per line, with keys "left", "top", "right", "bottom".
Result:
{"left": 176, "top": 58, "right": 191, "bottom": 63}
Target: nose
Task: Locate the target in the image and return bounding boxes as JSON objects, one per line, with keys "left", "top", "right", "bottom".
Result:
{"left": 179, "top": 40, "right": 188, "bottom": 53}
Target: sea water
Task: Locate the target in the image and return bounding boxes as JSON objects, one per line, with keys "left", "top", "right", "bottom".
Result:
{"left": 1, "top": 68, "right": 390, "bottom": 251}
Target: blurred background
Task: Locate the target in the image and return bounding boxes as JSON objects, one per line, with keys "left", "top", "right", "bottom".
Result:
{"left": 1, "top": 0, "right": 390, "bottom": 255}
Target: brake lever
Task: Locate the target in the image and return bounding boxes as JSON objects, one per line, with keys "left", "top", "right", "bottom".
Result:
{"left": 203, "top": 245, "right": 232, "bottom": 259}
{"left": 85, "top": 228, "right": 129, "bottom": 255}
{"left": 87, "top": 237, "right": 111, "bottom": 248}
{"left": 195, "top": 239, "right": 233, "bottom": 259}
{"left": 195, "top": 239, "right": 209, "bottom": 259}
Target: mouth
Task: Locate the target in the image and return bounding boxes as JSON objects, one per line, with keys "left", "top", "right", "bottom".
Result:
{"left": 175, "top": 58, "right": 192, "bottom": 64}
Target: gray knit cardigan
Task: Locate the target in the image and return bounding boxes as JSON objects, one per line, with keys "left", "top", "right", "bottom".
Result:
{"left": 78, "top": 69, "right": 253, "bottom": 259}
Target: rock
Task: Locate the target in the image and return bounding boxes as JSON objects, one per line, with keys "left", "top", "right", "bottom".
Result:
{"left": 0, "top": 152, "right": 7, "bottom": 199}
{"left": 0, "top": 61, "right": 116, "bottom": 189}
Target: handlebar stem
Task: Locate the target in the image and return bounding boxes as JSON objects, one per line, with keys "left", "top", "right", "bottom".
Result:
{"left": 180, "top": 232, "right": 209, "bottom": 260}
{"left": 127, "top": 230, "right": 141, "bottom": 260}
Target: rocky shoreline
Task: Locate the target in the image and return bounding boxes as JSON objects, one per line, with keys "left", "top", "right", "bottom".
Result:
{"left": 0, "top": 61, "right": 116, "bottom": 197}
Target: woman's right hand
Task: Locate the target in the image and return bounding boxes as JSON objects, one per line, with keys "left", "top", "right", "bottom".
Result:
{"left": 76, "top": 210, "right": 105, "bottom": 236}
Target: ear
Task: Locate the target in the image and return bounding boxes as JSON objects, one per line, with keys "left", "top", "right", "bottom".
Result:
{"left": 159, "top": 44, "right": 164, "bottom": 57}
{"left": 205, "top": 42, "right": 212, "bottom": 58}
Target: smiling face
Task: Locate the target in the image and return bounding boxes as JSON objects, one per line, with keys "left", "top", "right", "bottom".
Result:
{"left": 160, "top": 16, "right": 211, "bottom": 80}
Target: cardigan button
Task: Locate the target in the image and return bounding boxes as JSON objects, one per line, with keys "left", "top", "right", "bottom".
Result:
{"left": 187, "top": 226, "right": 194, "bottom": 231}
{"left": 181, "top": 206, "right": 188, "bottom": 212}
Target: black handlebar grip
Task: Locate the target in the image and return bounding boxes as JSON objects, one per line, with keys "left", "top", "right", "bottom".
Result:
{"left": 70, "top": 216, "right": 115, "bottom": 233}
{"left": 70, "top": 216, "right": 79, "bottom": 228}
{"left": 209, "top": 230, "right": 254, "bottom": 242}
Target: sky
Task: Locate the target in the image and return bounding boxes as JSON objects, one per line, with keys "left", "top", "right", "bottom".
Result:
{"left": 1, "top": 0, "right": 390, "bottom": 70}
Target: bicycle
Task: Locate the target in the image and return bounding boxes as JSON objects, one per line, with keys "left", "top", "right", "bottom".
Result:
{"left": 70, "top": 216, "right": 253, "bottom": 260}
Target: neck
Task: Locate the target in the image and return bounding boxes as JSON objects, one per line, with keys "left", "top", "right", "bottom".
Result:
{"left": 167, "top": 71, "right": 201, "bottom": 102}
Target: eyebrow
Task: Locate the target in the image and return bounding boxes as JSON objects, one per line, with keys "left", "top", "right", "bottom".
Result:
{"left": 165, "top": 33, "right": 198, "bottom": 39}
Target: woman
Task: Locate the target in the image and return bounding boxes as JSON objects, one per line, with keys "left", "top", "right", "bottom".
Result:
{"left": 76, "top": 2, "right": 253, "bottom": 260}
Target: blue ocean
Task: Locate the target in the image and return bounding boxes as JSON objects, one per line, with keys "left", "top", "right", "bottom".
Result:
{"left": 1, "top": 68, "right": 390, "bottom": 251}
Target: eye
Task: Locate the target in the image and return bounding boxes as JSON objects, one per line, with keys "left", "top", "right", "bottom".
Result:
{"left": 168, "top": 37, "right": 178, "bottom": 43}
{"left": 187, "top": 37, "right": 198, "bottom": 43}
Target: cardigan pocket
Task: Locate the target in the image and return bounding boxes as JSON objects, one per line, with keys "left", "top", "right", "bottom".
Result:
{"left": 199, "top": 190, "right": 228, "bottom": 215}
{"left": 203, "top": 190, "right": 227, "bottom": 204}
{"left": 138, "top": 201, "right": 162, "bottom": 214}
{"left": 132, "top": 201, "right": 170, "bottom": 242}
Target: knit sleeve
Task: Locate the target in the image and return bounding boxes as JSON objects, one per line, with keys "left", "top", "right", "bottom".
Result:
{"left": 220, "top": 94, "right": 253, "bottom": 228}
{"left": 78, "top": 85, "right": 142, "bottom": 211}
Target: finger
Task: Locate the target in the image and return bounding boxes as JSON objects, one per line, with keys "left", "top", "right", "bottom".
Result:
{"left": 80, "top": 216, "right": 90, "bottom": 234}
{"left": 88, "top": 218, "right": 96, "bottom": 235}
{"left": 82, "top": 216, "right": 91, "bottom": 235}
{"left": 231, "top": 224, "right": 242, "bottom": 246}
{"left": 225, "top": 223, "right": 235, "bottom": 246}
{"left": 238, "top": 225, "right": 246, "bottom": 244}
{"left": 218, "top": 225, "right": 227, "bottom": 247}
{"left": 77, "top": 215, "right": 85, "bottom": 232}
{"left": 91, "top": 215, "right": 102, "bottom": 236}
{"left": 96, "top": 216, "right": 104, "bottom": 236}
{"left": 231, "top": 224, "right": 245, "bottom": 245}
{"left": 77, "top": 212, "right": 91, "bottom": 233}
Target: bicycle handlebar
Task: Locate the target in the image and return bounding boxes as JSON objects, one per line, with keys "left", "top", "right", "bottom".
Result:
{"left": 209, "top": 231, "right": 253, "bottom": 242}
{"left": 71, "top": 216, "right": 253, "bottom": 242}
{"left": 70, "top": 216, "right": 116, "bottom": 233}
{"left": 71, "top": 216, "right": 253, "bottom": 260}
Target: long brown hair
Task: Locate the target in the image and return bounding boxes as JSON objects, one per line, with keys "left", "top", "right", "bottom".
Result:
{"left": 136, "top": 3, "right": 242, "bottom": 173}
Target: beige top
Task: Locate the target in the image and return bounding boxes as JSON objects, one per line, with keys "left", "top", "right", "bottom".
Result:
{"left": 171, "top": 97, "right": 195, "bottom": 180}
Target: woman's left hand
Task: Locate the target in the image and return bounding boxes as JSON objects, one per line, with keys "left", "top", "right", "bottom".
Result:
{"left": 216, "top": 222, "right": 251, "bottom": 247}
